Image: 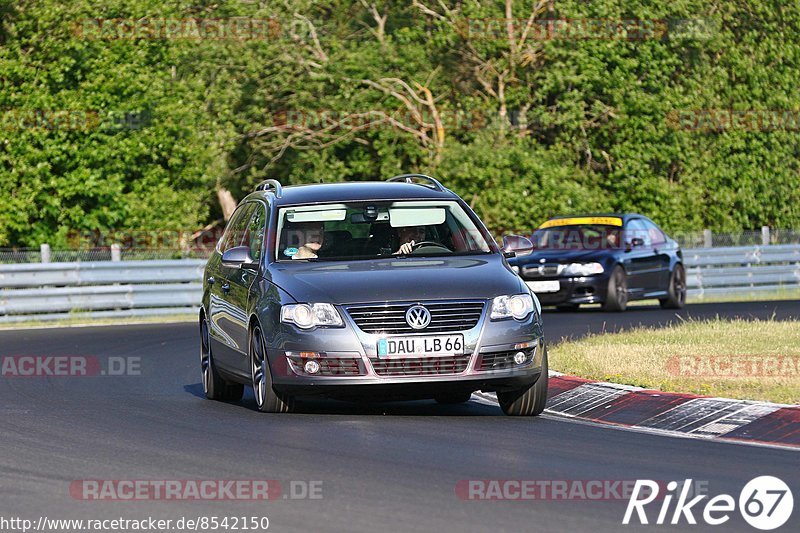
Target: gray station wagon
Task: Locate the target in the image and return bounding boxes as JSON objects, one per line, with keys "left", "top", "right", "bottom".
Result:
{"left": 199, "top": 175, "right": 548, "bottom": 415}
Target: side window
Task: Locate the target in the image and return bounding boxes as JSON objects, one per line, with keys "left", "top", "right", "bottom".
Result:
{"left": 247, "top": 204, "right": 268, "bottom": 261}
{"left": 626, "top": 219, "right": 651, "bottom": 247}
{"left": 218, "top": 203, "right": 255, "bottom": 253}
{"left": 643, "top": 220, "right": 667, "bottom": 245}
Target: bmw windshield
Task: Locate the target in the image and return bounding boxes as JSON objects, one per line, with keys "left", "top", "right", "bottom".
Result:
{"left": 532, "top": 224, "right": 624, "bottom": 251}
{"left": 276, "top": 201, "right": 493, "bottom": 261}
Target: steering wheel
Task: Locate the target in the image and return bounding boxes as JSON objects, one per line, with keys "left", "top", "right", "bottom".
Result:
{"left": 410, "top": 241, "right": 450, "bottom": 253}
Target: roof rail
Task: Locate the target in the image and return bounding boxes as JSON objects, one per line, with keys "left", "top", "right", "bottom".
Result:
{"left": 387, "top": 174, "right": 445, "bottom": 192}
{"left": 255, "top": 179, "right": 283, "bottom": 198}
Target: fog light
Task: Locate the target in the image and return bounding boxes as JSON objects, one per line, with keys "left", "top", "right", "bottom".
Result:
{"left": 304, "top": 360, "right": 320, "bottom": 374}
{"left": 513, "top": 351, "right": 527, "bottom": 365}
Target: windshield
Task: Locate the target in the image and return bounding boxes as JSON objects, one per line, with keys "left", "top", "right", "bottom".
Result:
{"left": 276, "top": 201, "right": 493, "bottom": 261}
{"left": 532, "top": 224, "right": 624, "bottom": 251}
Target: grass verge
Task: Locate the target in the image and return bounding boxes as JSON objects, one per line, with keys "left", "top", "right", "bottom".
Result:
{"left": 550, "top": 318, "right": 800, "bottom": 404}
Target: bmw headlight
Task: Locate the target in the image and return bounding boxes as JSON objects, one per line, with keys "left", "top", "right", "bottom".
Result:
{"left": 491, "top": 294, "right": 534, "bottom": 320}
{"left": 280, "top": 303, "right": 343, "bottom": 329}
{"left": 563, "top": 262, "right": 604, "bottom": 276}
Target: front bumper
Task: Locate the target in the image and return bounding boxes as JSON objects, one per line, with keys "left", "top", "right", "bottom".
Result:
{"left": 522, "top": 275, "right": 609, "bottom": 306}
{"left": 264, "top": 302, "right": 545, "bottom": 398}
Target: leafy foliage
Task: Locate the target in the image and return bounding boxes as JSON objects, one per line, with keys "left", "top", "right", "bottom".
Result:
{"left": 1, "top": 0, "right": 798, "bottom": 246}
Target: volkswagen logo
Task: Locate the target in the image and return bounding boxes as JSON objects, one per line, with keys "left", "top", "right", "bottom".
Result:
{"left": 405, "top": 305, "right": 431, "bottom": 330}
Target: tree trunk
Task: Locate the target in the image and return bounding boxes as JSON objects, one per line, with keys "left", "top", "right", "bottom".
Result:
{"left": 217, "top": 188, "right": 237, "bottom": 221}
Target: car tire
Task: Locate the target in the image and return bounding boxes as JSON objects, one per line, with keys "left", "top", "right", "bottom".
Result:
{"left": 497, "top": 346, "right": 549, "bottom": 416}
{"left": 434, "top": 392, "right": 473, "bottom": 404}
{"left": 660, "top": 263, "right": 687, "bottom": 309}
{"left": 200, "top": 316, "right": 244, "bottom": 402}
{"left": 250, "top": 326, "right": 294, "bottom": 413}
{"left": 602, "top": 265, "right": 628, "bottom": 312}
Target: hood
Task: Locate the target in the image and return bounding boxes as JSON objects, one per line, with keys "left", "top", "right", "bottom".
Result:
{"left": 269, "top": 254, "right": 523, "bottom": 304}
{"left": 510, "top": 248, "right": 611, "bottom": 267}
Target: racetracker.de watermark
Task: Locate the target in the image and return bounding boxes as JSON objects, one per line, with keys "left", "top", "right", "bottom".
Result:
{"left": 68, "top": 228, "right": 225, "bottom": 251}
{"left": 73, "top": 18, "right": 282, "bottom": 41}
{"left": 455, "top": 479, "right": 708, "bottom": 501}
{"left": 69, "top": 479, "right": 322, "bottom": 500}
{"left": 666, "top": 355, "right": 799, "bottom": 377}
{"left": 271, "top": 108, "right": 531, "bottom": 133}
{"left": 1, "top": 356, "right": 141, "bottom": 377}
{"left": 462, "top": 18, "right": 715, "bottom": 41}
{"left": 667, "top": 109, "right": 800, "bottom": 132}
{"left": 0, "top": 109, "right": 151, "bottom": 132}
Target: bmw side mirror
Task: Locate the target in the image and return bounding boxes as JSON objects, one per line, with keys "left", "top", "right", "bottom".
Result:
{"left": 626, "top": 237, "right": 645, "bottom": 252}
{"left": 221, "top": 245, "right": 258, "bottom": 270}
{"left": 501, "top": 235, "right": 535, "bottom": 258}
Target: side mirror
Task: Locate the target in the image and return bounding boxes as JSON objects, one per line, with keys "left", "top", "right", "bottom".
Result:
{"left": 221, "top": 245, "right": 258, "bottom": 270}
{"left": 625, "top": 237, "right": 644, "bottom": 252}
{"left": 501, "top": 235, "right": 535, "bottom": 258}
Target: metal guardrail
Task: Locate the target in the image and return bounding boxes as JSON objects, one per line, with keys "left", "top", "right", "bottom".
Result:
{"left": 0, "top": 260, "right": 206, "bottom": 288}
{"left": 0, "top": 260, "right": 205, "bottom": 323}
{"left": 0, "top": 246, "right": 798, "bottom": 322}
{"left": 683, "top": 244, "right": 800, "bottom": 296}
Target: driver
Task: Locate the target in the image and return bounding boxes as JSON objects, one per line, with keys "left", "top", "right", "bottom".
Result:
{"left": 394, "top": 225, "right": 427, "bottom": 255}
{"left": 290, "top": 222, "right": 325, "bottom": 259}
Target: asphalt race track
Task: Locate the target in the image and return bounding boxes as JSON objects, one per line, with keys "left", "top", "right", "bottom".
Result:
{"left": 1, "top": 301, "right": 798, "bottom": 532}
{"left": 541, "top": 299, "right": 800, "bottom": 341}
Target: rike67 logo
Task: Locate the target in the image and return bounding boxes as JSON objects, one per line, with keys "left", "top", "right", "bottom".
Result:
{"left": 624, "top": 476, "right": 794, "bottom": 530}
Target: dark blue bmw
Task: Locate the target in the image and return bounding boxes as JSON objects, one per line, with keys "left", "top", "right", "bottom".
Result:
{"left": 508, "top": 214, "right": 686, "bottom": 312}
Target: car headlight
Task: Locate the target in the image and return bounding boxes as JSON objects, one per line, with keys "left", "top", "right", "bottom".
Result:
{"left": 491, "top": 294, "right": 534, "bottom": 320}
{"left": 563, "top": 262, "right": 604, "bottom": 276}
{"left": 280, "top": 303, "right": 343, "bottom": 329}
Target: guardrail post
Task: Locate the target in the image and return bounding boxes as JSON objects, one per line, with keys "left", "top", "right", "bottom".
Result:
{"left": 111, "top": 244, "right": 121, "bottom": 262}
{"left": 761, "top": 226, "right": 770, "bottom": 246}
{"left": 40, "top": 243, "right": 51, "bottom": 263}
{"left": 703, "top": 229, "right": 712, "bottom": 248}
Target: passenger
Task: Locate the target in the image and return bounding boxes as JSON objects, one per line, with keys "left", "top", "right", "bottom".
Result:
{"left": 290, "top": 222, "right": 325, "bottom": 259}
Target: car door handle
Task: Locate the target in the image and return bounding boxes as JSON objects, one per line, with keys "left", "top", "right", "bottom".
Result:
{"left": 207, "top": 276, "right": 216, "bottom": 285}
{"left": 221, "top": 282, "right": 231, "bottom": 293}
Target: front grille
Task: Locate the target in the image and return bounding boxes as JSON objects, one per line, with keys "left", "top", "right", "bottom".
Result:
{"left": 288, "top": 357, "right": 363, "bottom": 376}
{"left": 370, "top": 355, "right": 470, "bottom": 376}
{"left": 346, "top": 301, "right": 485, "bottom": 334}
{"left": 521, "top": 264, "right": 563, "bottom": 278}
{"left": 478, "top": 349, "right": 534, "bottom": 371}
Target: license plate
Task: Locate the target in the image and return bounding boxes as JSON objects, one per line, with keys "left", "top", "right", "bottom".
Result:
{"left": 377, "top": 335, "right": 464, "bottom": 358}
{"left": 526, "top": 280, "right": 561, "bottom": 293}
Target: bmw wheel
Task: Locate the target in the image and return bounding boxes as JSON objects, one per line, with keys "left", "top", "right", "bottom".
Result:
{"left": 200, "top": 316, "right": 244, "bottom": 401}
{"left": 250, "top": 326, "right": 294, "bottom": 413}
{"left": 602, "top": 265, "right": 628, "bottom": 312}
{"left": 660, "top": 264, "right": 687, "bottom": 309}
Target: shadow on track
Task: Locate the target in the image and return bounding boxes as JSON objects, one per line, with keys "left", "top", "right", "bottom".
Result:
{"left": 185, "top": 381, "right": 504, "bottom": 416}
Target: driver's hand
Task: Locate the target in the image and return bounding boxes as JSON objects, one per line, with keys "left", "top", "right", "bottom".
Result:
{"left": 396, "top": 240, "right": 415, "bottom": 255}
